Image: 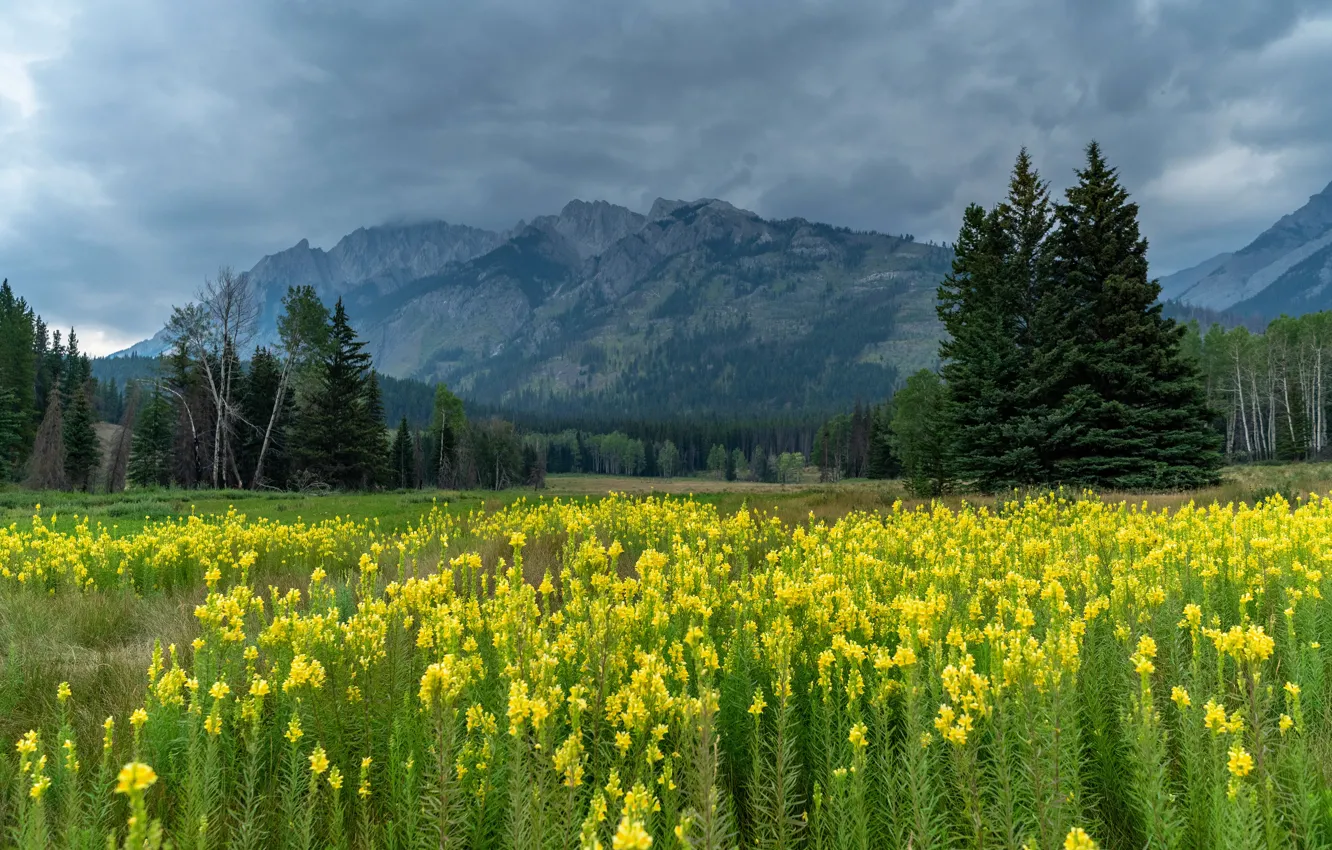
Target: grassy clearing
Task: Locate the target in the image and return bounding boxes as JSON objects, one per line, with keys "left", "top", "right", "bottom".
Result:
{"left": 5, "top": 461, "right": 1326, "bottom": 536}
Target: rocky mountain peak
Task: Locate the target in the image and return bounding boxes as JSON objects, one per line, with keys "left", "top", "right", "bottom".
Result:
{"left": 531, "top": 199, "right": 647, "bottom": 261}
{"left": 647, "top": 198, "right": 691, "bottom": 220}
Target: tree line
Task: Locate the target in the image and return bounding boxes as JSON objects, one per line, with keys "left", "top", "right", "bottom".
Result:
{"left": 0, "top": 280, "right": 106, "bottom": 490}
{"left": 1186, "top": 312, "right": 1332, "bottom": 462}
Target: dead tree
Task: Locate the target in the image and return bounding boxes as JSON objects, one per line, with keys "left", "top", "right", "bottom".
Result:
{"left": 25, "top": 389, "right": 67, "bottom": 491}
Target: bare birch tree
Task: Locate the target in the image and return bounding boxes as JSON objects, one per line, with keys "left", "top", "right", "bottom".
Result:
{"left": 165, "top": 267, "right": 257, "bottom": 489}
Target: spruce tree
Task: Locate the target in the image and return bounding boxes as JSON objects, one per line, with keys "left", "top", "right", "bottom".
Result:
{"left": 129, "top": 388, "right": 176, "bottom": 488}
{"left": 292, "top": 299, "right": 381, "bottom": 490}
{"left": 936, "top": 202, "right": 1012, "bottom": 490}
{"left": 390, "top": 417, "right": 415, "bottom": 489}
{"left": 61, "top": 331, "right": 102, "bottom": 490}
{"left": 1042, "top": 143, "right": 1221, "bottom": 489}
{"left": 937, "top": 150, "right": 1054, "bottom": 491}
{"left": 865, "top": 403, "right": 899, "bottom": 480}
{"left": 239, "top": 348, "right": 292, "bottom": 488}
{"left": 0, "top": 280, "right": 37, "bottom": 476}
{"left": 0, "top": 389, "right": 21, "bottom": 476}
{"left": 361, "top": 373, "right": 389, "bottom": 488}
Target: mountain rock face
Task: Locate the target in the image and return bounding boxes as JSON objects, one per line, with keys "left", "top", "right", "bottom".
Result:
{"left": 1160, "top": 180, "right": 1332, "bottom": 316}
{"left": 120, "top": 199, "right": 953, "bottom": 415}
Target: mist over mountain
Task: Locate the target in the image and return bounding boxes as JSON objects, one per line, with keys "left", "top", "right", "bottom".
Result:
{"left": 120, "top": 198, "right": 952, "bottom": 416}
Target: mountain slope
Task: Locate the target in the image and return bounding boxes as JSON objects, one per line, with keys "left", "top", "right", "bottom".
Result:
{"left": 1160, "top": 180, "right": 1332, "bottom": 314}
{"left": 119, "top": 198, "right": 954, "bottom": 415}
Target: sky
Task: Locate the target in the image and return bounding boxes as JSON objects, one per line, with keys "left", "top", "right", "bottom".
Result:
{"left": 3, "top": 0, "right": 1331, "bottom": 354}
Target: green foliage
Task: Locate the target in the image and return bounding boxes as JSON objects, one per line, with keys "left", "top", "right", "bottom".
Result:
{"left": 706, "top": 444, "right": 728, "bottom": 479}
{"left": 129, "top": 388, "right": 176, "bottom": 489}
{"left": 0, "top": 280, "right": 37, "bottom": 476}
{"left": 389, "top": 417, "right": 415, "bottom": 489}
{"left": 1041, "top": 142, "right": 1221, "bottom": 490}
{"left": 889, "top": 370, "right": 954, "bottom": 497}
{"left": 291, "top": 299, "right": 385, "bottom": 490}
{"left": 937, "top": 144, "right": 1221, "bottom": 493}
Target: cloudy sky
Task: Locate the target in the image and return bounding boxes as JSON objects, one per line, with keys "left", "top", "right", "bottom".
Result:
{"left": 3, "top": 0, "right": 1331, "bottom": 353}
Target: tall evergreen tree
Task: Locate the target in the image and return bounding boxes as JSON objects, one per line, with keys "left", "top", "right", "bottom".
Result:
{"left": 361, "top": 373, "right": 389, "bottom": 488}
{"left": 865, "top": 402, "right": 899, "bottom": 480}
{"left": 61, "top": 331, "right": 102, "bottom": 490}
{"left": 1042, "top": 142, "right": 1221, "bottom": 489}
{"left": 937, "top": 151, "right": 1053, "bottom": 491}
{"left": 292, "top": 299, "right": 381, "bottom": 489}
{"left": 0, "top": 280, "right": 37, "bottom": 476}
{"left": 129, "top": 387, "right": 176, "bottom": 488}
{"left": 389, "top": 417, "right": 415, "bottom": 489}
{"left": 0, "top": 389, "right": 21, "bottom": 476}
{"left": 239, "top": 348, "right": 292, "bottom": 489}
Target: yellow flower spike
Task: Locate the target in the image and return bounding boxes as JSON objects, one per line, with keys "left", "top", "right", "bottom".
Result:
{"left": 309, "top": 746, "right": 329, "bottom": 776}
{"left": 57, "top": 682, "right": 72, "bottom": 703}
{"left": 115, "top": 762, "right": 158, "bottom": 795}
{"left": 130, "top": 708, "right": 148, "bottom": 729}
{"left": 1170, "top": 687, "right": 1191, "bottom": 709}
{"left": 1226, "top": 744, "right": 1254, "bottom": 778}
{"left": 1064, "top": 827, "right": 1099, "bottom": 850}
{"left": 848, "top": 722, "right": 868, "bottom": 750}
{"left": 748, "top": 689, "right": 766, "bottom": 718}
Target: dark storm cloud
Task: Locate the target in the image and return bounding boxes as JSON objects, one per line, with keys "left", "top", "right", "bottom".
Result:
{"left": 2, "top": 0, "right": 1331, "bottom": 350}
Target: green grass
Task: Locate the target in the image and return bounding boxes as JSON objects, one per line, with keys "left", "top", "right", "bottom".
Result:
{"left": 2, "top": 461, "right": 1329, "bottom": 537}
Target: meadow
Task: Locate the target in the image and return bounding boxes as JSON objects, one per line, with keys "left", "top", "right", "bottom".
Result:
{"left": 1, "top": 468, "right": 1331, "bottom": 849}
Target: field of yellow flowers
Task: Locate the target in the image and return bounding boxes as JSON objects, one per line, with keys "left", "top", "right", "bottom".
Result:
{"left": 1, "top": 492, "right": 1329, "bottom": 849}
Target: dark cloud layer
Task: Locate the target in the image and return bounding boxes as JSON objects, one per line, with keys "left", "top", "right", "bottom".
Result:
{"left": 2, "top": 0, "right": 1331, "bottom": 351}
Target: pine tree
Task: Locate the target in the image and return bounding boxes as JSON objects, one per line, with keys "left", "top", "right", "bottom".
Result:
{"left": 361, "top": 373, "right": 389, "bottom": 489}
{"left": 0, "top": 388, "right": 21, "bottom": 476}
{"left": 389, "top": 417, "right": 415, "bottom": 489}
{"left": 937, "top": 150, "right": 1054, "bottom": 492}
{"left": 129, "top": 388, "right": 176, "bottom": 488}
{"left": 239, "top": 348, "right": 292, "bottom": 488}
{"left": 292, "top": 299, "right": 381, "bottom": 490}
{"left": 60, "top": 331, "right": 102, "bottom": 490}
{"left": 1042, "top": 142, "right": 1222, "bottom": 489}
{"left": 0, "top": 280, "right": 38, "bottom": 476}
{"left": 865, "top": 402, "right": 899, "bottom": 480}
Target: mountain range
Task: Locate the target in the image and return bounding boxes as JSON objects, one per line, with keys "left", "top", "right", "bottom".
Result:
{"left": 119, "top": 177, "right": 1332, "bottom": 416}
{"left": 1160, "top": 179, "right": 1332, "bottom": 317}
{"left": 120, "top": 198, "right": 953, "bottom": 416}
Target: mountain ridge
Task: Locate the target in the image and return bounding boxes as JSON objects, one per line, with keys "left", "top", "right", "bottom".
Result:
{"left": 115, "top": 197, "right": 954, "bottom": 415}
{"left": 1160, "top": 180, "right": 1332, "bottom": 315}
